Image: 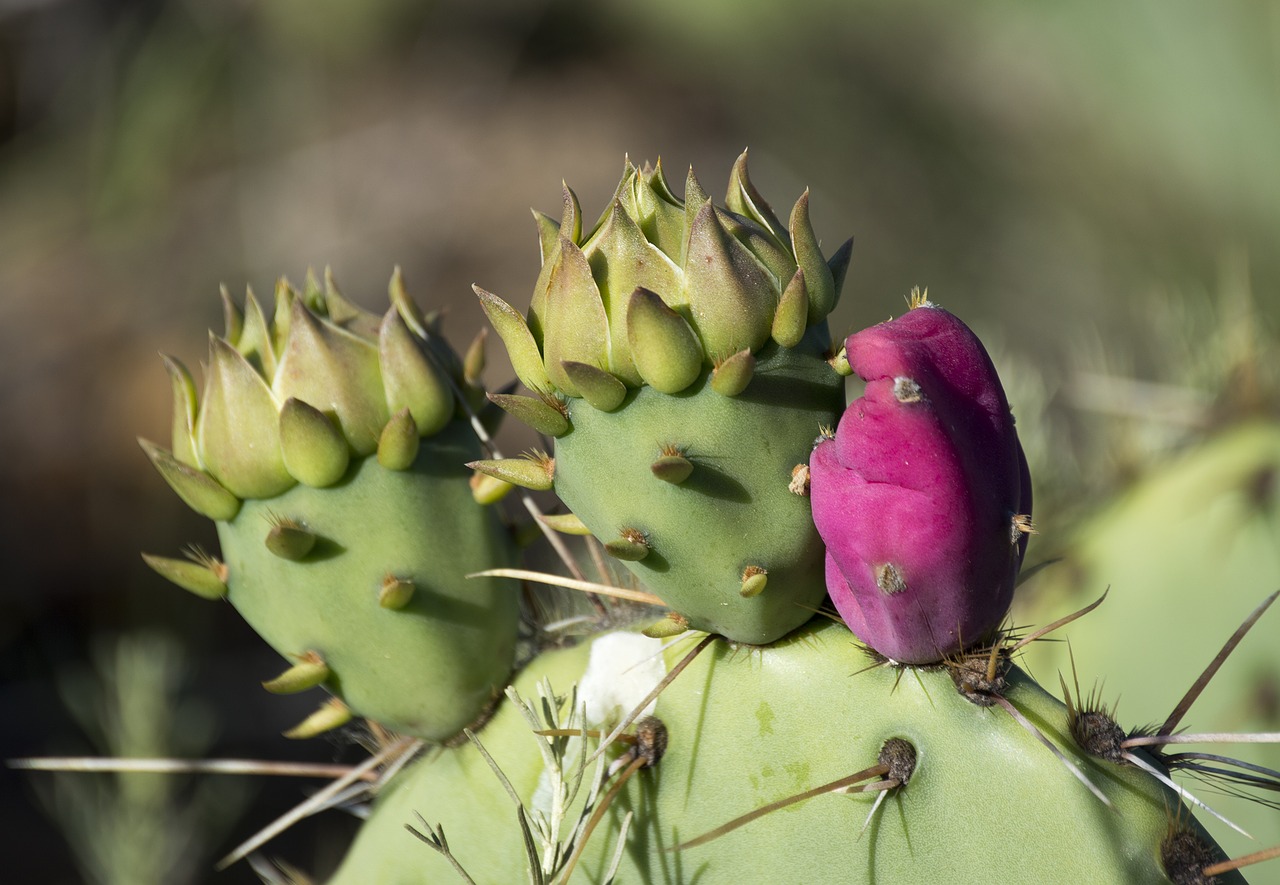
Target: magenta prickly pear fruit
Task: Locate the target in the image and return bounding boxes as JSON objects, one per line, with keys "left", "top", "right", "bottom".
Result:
{"left": 810, "top": 292, "right": 1032, "bottom": 663}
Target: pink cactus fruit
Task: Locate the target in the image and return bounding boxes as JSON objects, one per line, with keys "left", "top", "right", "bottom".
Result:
{"left": 810, "top": 295, "right": 1032, "bottom": 663}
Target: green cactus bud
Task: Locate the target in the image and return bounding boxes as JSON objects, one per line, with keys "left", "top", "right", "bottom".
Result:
{"left": 377, "top": 409, "right": 420, "bottom": 470}
{"left": 538, "top": 511, "right": 592, "bottom": 535}
{"left": 710, "top": 349, "right": 755, "bottom": 397}
{"left": 264, "top": 518, "right": 317, "bottom": 561}
{"left": 467, "top": 454, "right": 555, "bottom": 491}
{"left": 771, "top": 268, "right": 809, "bottom": 348}
{"left": 161, "top": 355, "right": 200, "bottom": 468}
{"left": 559, "top": 362, "right": 627, "bottom": 412}
{"left": 605, "top": 528, "right": 651, "bottom": 561}
{"left": 198, "top": 336, "right": 294, "bottom": 500}
{"left": 738, "top": 565, "right": 768, "bottom": 598}
{"left": 683, "top": 200, "right": 775, "bottom": 358}
{"left": 641, "top": 611, "right": 690, "bottom": 638}
{"left": 220, "top": 284, "right": 244, "bottom": 343}
{"left": 141, "top": 551, "right": 229, "bottom": 600}
{"left": 261, "top": 651, "right": 330, "bottom": 694}
{"left": 626, "top": 288, "right": 703, "bottom": 394}
{"left": 276, "top": 298, "right": 388, "bottom": 456}
{"left": 463, "top": 328, "right": 487, "bottom": 387}
{"left": 378, "top": 575, "right": 416, "bottom": 610}
{"left": 650, "top": 447, "right": 694, "bottom": 485}
{"left": 279, "top": 398, "right": 350, "bottom": 487}
{"left": 469, "top": 470, "right": 514, "bottom": 505}
{"left": 788, "top": 190, "right": 837, "bottom": 323}
{"left": 486, "top": 393, "right": 569, "bottom": 437}
{"left": 138, "top": 439, "right": 241, "bottom": 520}
{"left": 379, "top": 307, "right": 454, "bottom": 438}
{"left": 283, "top": 697, "right": 351, "bottom": 739}
{"left": 473, "top": 285, "right": 552, "bottom": 394}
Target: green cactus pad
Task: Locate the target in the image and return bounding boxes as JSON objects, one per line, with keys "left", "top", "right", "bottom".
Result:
{"left": 216, "top": 422, "right": 519, "bottom": 741}
{"left": 480, "top": 154, "right": 852, "bottom": 645}
{"left": 553, "top": 340, "right": 842, "bottom": 643}
{"left": 1016, "top": 420, "right": 1280, "bottom": 867}
{"left": 331, "top": 620, "right": 1239, "bottom": 884}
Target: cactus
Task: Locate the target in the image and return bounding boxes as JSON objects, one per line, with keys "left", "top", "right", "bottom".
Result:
{"left": 140, "top": 270, "right": 521, "bottom": 742}
{"left": 1016, "top": 420, "right": 1280, "bottom": 867}
{"left": 121, "top": 156, "right": 1280, "bottom": 885}
{"left": 330, "top": 622, "right": 1243, "bottom": 884}
{"left": 473, "top": 152, "right": 850, "bottom": 644}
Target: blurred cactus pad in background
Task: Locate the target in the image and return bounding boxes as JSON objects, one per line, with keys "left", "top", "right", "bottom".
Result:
{"left": 2, "top": 1, "right": 1279, "bottom": 884}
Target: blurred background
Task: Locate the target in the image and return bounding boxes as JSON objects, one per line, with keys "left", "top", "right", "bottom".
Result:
{"left": 0, "top": 0, "right": 1277, "bottom": 882}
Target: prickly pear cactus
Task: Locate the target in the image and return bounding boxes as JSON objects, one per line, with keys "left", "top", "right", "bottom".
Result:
{"left": 140, "top": 271, "right": 520, "bottom": 741}
{"left": 472, "top": 152, "right": 850, "bottom": 644}
{"left": 330, "top": 622, "right": 1243, "bottom": 885}
{"left": 123, "top": 153, "right": 1277, "bottom": 885}
{"left": 1016, "top": 420, "right": 1280, "bottom": 868}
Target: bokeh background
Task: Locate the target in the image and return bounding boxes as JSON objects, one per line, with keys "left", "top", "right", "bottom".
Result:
{"left": 1, "top": 1, "right": 1277, "bottom": 882}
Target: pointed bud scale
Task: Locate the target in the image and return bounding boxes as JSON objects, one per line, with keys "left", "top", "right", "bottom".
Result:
{"left": 388, "top": 267, "right": 430, "bottom": 338}
{"left": 265, "top": 521, "right": 317, "bottom": 561}
{"left": 739, "top": 566, "right": 768, "bottom": 598}
{"left": 641, "top": 612, "right": 689, "bottom": 638}
{"left": 583, "top": 199, "right": 682, "bottom": 384}
{"left": 683, "top": 200, "right": 776, "bottom": 358}
{"left": 141, "top": 552, "right": 228, "bottom": 600}
{"left": 220, "top": 284, "right": 244, "bottom": 345}
{"left": 532, "top": 209, "right": 560, "bottom": 266}
{"left": 283, "top": 697, "right": 352, "bottom": 739}
{"left": 276, "top": 299, "right": 388, "bottom": 456}
{"left": 470, "top": 470, "right": 513, "bottom": 505}
{"left": 809, "top": 303, "right": 1029, "bottom": 663}
{"left": 468, "top": 455, "right": 554, "bottom": 491}
{"left": 302, "top": 267, "right": 325, "bottom": 313}
{"left": 725, "top": 149, "right": 788, "bottom": 247}
{"left": 323, "top": 267, "right": 377, "bottom": 335}
{"left": 161, "top": 355, "right": 199, "bottom": 467}
{"left": 626, "top": 288, "right": 703, "bottom": 394}
{"left": 539, "top": 512, "right": 592, "bottom": 535}
{"left": 237, "top": 287, "right": 278, "bottom": 378}
{"left": 379, "top": 575, "right": 416, "bottom": 610}
{"left": 683, "top": 167, "right": 710, "bottom": 233}
{"left": 634, "top": 163, "right": 686, "bottom": 262}
{"left": 262, "top": 651, "right": 330, "bottom": 694}
{"left": 651, "top": 452, "right": 694, "bottom": 485}
{"left": 139, "top": 438, "right": 241, "bottom": 520}
{"left": 827, "top": 236, "right": 855, "bottom": 308}
{"left": 271, "top": 277, "right": 297, "bottom": 355}
{"left": 379, "top": 307, "right": 453, "bottom": 438}
{"left": 560, "top": 361, "right": 627, "bottom": 412}
{"left": 487, "top": 393, "right": 569, "bottom": 437}
{"left": 279, "top": 398, "right": 350, "bottom": 487}
{"left": 559, "top": 182, "right": 583, "bottom": 245}
{"left": 197, "top": 336, "right": 294, "bottom": 499}
{"left": 377, "top": 409, "right": 420, "bottom": 470}
{"left": 538, "top": 237, "right": 610, "bottom": 397}
{"left": 606, "top": 528, "right": 650, "bottom": 561}
{"left": 473, "top": 285, "right": 552, "bottom": 394}
{"left": 464, "top": 328, "right": 487, "bottom": 387}
{"left": 772, "top": 268, "right": 809, "bottom": 348}
{"left": 789, "top": 190, "right": 837, "bottom": 323}
{"left": 710, "top": 349, "right": 756, "bottom": 397}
